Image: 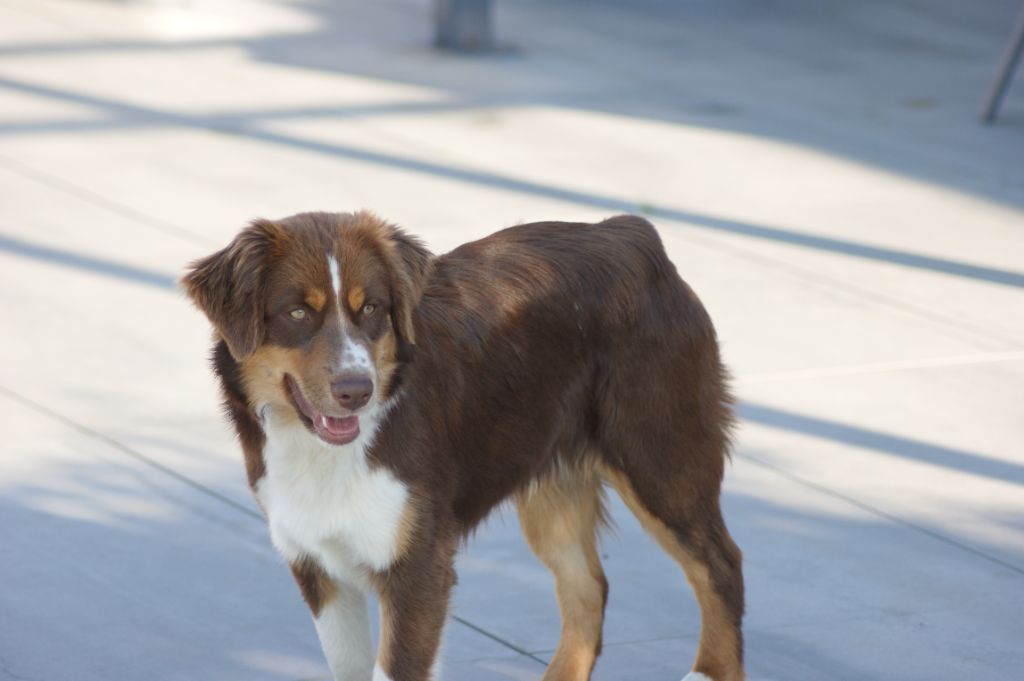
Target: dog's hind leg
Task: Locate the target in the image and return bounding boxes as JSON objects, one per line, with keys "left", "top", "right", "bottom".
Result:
{"left": 592, "top": 313, "right": 744, "bottom": 681}
{"left": 517, "top": 468, "right": 609, "bottom": 681}
{"left": 601, "top": 464, "right": 745, "bottom": 681}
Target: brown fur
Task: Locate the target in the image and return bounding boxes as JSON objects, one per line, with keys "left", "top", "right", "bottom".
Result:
{"left": 210, "top": 341, "right": 265, "bottom": 487}
{"left": 184, "top": 211, "right": 744, "bottom": 681}
{"left": 290, "top": 556, "right": 339, "bottom": 617}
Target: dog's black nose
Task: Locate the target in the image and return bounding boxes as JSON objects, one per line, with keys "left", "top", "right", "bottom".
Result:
{"left": 331, "top": 375, "right": 374, "bottom": 411}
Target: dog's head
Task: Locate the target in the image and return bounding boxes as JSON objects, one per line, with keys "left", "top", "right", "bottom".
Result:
{"left": 183, "top": 211, "right": 432, "bottom": 446}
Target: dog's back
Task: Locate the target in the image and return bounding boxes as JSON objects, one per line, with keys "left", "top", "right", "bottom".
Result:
{"left": 384, "top": 216, "right": 734, "bottom": 527}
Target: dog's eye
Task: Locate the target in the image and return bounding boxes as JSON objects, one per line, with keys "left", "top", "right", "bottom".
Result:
{"left": 289, "top": 308, "right": 307, "bottom": 321}
{"left": 362, "top": 303, "right": 377, "bottom": 316}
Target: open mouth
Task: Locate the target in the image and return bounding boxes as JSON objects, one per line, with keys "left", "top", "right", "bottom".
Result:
{"left": 285, "top": 374, "right": 361, "bottom": 445}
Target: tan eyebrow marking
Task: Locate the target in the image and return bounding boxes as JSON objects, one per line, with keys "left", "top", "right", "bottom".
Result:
{"left": 305, "top": 289, "right": 326, "bottom": 312}
{"left": 347, "top": 287, "right": 366, "bottom": 313}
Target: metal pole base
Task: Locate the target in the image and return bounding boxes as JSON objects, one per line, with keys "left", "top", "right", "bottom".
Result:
{"left": 980, "top": 3, "right": 1024, "bottom": 123}
{"left": 435, "top": 0, "right": 495, "bottom": 52}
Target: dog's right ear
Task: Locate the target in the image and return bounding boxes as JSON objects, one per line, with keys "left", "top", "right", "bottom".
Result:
{"left": 383, "top": 225, "right": 433, "bottom": 363}
{"left": 181, "top": 219, "right": 281, "bottom": 360}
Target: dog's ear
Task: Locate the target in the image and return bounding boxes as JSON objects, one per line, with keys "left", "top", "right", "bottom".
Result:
{"left": 383, "top": 226, "right": 433, "bottom": 363}
{"left": 182, "top": 219, "right": 282, "bottom": 360}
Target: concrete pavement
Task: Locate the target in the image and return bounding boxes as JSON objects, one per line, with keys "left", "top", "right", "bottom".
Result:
{"left": 0, "top": 1, "right": 1022, "bottom": 679}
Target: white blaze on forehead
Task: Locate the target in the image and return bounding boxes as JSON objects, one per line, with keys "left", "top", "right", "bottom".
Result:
{"left": 327, "top": 252, "right": 342, "bottom": 303}
{"left": 326, "top": 251, "right": 349, "bottom": 338}
{"left": 324, "top": 252, "right": 374, "bottom": 379}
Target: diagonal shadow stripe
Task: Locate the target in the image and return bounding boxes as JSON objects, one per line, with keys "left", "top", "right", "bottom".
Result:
{"left": 0, "top": 232, "right": 177, "bottom": 290}
{"left": 740, "top": 402, "right": 1024, "bottom": 486}
{"left": 1, "top": 75, "right": 1022, "bottom": 289}
{"left": 256, "top": 123, "right": 1024, "bottom": 289}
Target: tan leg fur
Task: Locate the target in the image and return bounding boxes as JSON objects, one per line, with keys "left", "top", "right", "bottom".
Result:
{"left": 517, "top": 469, "right": 609, "bottom": 681}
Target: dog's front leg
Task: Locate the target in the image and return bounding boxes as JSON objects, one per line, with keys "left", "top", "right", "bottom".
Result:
{"left": 373, "top": 543, "right": 457, "bottom": 681}
{"left": 290, "top": 558, "right": 375, "bottom": 681}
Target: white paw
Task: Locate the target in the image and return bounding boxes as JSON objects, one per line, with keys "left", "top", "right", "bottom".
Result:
{"left": 682, "top": 673, "right": 713, "bottom": 681}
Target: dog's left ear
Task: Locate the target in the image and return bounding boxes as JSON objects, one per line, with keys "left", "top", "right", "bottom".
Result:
{"left": 181, "top": 219, "right": 282, "bottom": 360}
{"left": 383, "top": 226, "right": 433, "bottom": 363}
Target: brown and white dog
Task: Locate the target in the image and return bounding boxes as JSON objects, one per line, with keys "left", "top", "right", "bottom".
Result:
{"left": 183, "top": 211, "right": 744, "bottom": 681}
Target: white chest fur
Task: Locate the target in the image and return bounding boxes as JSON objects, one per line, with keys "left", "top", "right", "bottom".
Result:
{"left": 256, "top": 408, "right": 409, "bottom": 585}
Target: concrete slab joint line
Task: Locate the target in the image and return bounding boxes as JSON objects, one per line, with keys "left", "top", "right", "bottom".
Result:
{"left": 0, "top": 154, "right": 211, "bottom": 246}
{"left": 0, "top": 383, "right": 264, "bottom": 522}
{"left": 450, "top": 615, "right": 548, "bottom": 665}
{"left": 0, "top": 385, "right": 549, "bottom": 668}
{"left": 739, "top": 452, "right": 1024, "bottom": 577}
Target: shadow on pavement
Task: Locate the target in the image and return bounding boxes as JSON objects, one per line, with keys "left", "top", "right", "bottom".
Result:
{"left": 740, "top": 401, "right": 1024, "bottom": 487}
{"left": 3, "top": 446, "right": 1022, "bottom": 681}
{"left": 1, "top": 0, "right": 1023, "bottom": 287}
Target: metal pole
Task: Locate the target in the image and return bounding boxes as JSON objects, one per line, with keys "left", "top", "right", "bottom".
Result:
{"left": 980, "top": 3, "right": 1024, "bottom": 123}
{"left": 435, "top": 0, "right": 495, "bottom": 52}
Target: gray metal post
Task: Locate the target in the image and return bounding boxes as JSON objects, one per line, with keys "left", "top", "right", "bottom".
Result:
{"left": 435, "top": 0, "right": 494, "bottom": 52}
{"left": 980, "top": 3, "right": 1024, "bottom": 123}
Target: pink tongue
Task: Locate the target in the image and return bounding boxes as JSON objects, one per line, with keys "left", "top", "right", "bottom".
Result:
{"left": 320, "top": 414, "right": 359, "bottom": 437}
